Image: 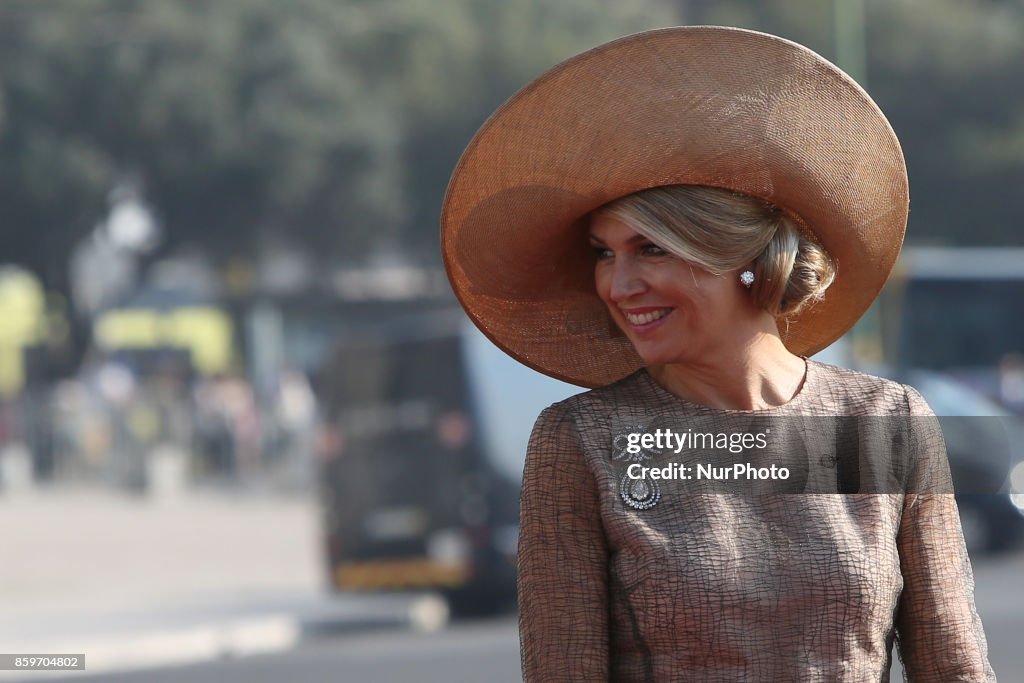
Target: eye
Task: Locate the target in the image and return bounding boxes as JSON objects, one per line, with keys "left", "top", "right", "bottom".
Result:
{"left": 591, "top": 246, "right": 613, "bottom": 260}
{"left": 641, "top": 243, "right": 668, "bottom": 257}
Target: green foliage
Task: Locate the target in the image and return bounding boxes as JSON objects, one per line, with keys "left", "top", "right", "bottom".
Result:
{"left": 678, "top": 0, "right": 1024, "bottom": 245}
{"left": 1, "top": 0, "right": 1023, "bottom": 303}
{"left": 0, "top": 0, "right": 680, "bottom": 288}
{"left": 867, "top": 0, "right": 1024, "bottom": 244}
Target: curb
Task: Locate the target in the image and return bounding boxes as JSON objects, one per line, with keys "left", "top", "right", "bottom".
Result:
{"left": 0, "top": 594, "right": 447, "bottom": 680}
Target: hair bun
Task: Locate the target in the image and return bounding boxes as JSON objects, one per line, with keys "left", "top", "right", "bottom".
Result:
{"left": 778, "top": 233, "right": 836, "bottom": 316}
{"left": 751, "top": 214, "right": 835, "bottom": 317}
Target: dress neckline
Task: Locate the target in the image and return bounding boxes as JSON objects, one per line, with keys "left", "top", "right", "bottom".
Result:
{"left": 636, "top": 358, "right": 816, "bottom": 415}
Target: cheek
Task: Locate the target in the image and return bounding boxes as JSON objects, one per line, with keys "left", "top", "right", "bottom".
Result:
{"left": 593, "top": 266, "right": 612, "bottom": 301}
{"left": 659, "top": 275, "right": 725, "bottom": 318}
{"left": 703, "top": 287, "right": 745, "bottom": 323}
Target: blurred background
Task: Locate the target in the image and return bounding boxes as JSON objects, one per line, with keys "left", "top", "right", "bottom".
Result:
{"left": 1, "top": 0, "right": 1023, "bottom": 681}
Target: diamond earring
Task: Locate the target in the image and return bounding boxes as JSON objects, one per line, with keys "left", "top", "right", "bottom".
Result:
{"left": 740, "top": 270, "right": 755, "bottom": 287}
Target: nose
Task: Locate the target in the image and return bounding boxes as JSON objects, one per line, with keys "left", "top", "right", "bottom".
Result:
{"left": 607, "top": 258, "right": 646, "bottom": 302}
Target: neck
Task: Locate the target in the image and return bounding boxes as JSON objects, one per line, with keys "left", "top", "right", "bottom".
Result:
{"left": 647, "top": 332, "right": 807, "bottom": 411}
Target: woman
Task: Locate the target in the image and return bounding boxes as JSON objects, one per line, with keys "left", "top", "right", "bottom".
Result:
{"left": 441, "top": 27, "right": 995, "bottom": 681}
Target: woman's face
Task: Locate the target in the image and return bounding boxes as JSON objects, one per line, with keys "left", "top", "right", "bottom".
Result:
{"left": 589, "top": 213, "right": 756, "bottom": 366}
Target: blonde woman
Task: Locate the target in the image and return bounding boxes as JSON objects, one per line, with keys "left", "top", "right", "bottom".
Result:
{"left": 442, "top": 27, "right": 995, "bottom": 681}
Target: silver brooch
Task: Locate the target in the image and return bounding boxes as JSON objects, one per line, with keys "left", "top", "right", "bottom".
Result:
{"left": 612, "top": 424, "right": 662, "bottom": 510}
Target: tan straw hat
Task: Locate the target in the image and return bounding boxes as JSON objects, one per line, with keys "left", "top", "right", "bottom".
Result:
{"left": 441, "top": 26, "right": 908, "bottom": 388}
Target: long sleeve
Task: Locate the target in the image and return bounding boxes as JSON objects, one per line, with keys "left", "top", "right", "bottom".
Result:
{"left": 518, "top": 402, "right": 610, "bottom": 682}
{"left": 894, "top": 386, "right": 997, "bottom": 681}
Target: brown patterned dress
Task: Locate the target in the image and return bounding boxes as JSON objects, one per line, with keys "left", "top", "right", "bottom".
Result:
{"left": 517, "top": 360, "right": 996, "bottom": 681}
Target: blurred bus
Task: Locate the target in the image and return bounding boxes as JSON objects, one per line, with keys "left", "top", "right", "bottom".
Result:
{"left": 315, "top": 305, "right": 577, "bottom": 615}
{"left": 879, "top": 246, "right": 1024, "bottom": 401}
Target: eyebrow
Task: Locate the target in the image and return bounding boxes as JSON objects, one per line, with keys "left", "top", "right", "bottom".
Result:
{"left": 587, "top": 233, "right": 650, "bottom": 245}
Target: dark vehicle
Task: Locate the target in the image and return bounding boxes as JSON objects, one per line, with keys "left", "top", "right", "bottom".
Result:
{"left": 872, "top": 248, "right": 1024, "bottom": 552}
{"left": 315, "top": 306, "right": 576, "bottom": 616}
{"left": 900, "top": 370, "right": 1024, "bottom": 554}
{"left": 879, "top": 246, "right": 1024, "bottom": 398}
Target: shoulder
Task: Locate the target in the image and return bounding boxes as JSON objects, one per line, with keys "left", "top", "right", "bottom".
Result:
{"left": 528, "top": 370, "right": 650, "bottom": 441}
{"left": 537, "top": 370, "right": 651, "bottom": 422}
{"left": 808, "top": 361, "right": 932, "bottom": 416}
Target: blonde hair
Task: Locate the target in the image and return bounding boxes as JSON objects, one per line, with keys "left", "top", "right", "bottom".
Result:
{"left": 593, "top": 185, "right": 836, "bottom": 317}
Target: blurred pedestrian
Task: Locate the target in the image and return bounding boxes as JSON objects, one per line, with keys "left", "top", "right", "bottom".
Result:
{"left": 443, "top": 26, "right": 995, "bottom": 681}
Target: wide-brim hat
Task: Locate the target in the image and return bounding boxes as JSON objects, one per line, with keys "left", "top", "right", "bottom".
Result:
{"left": 441, "top": 26, "right": 908, "bottom": 388}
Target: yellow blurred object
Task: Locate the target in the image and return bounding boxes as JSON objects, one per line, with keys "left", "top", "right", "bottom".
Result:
{"left": 94, "top": 306, "right": 234, "bottom": 375}
{"left": 94, "top": 309, "right": 162, "bottom": 348}
{"left": 165, "top": 307, "right": 233, "bottom": 374}
{"left": 0, "top": 346, "right": 24, "bottom": 397}
{"left": 127, "top": 404, "right": 162, "bottom": 442}
{"left": 334, "top": 558, "right": 469, "bottom": 589}
{"left": 0, "top": 268, "right": 47, "bottom": 395}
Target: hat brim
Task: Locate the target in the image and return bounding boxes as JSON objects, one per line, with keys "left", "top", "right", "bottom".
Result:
{"left": 441, "top": 26, "right": 908, "bottom": 388}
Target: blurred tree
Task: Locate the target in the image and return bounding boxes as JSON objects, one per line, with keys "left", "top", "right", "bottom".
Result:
{"left": 1, "top": 0, "right": 1023, "bottom": 319}
{"left": 869, "top": 0, "right": 1024, "bottom": 245}
{"left": 0, "top": 0, "right": 407, "bottom": 290}
{"left": 674, "top": 0, "right": 1024, "bottom": 246}
{"left": 0, "top": 0, "right": 679, "bottom": 300}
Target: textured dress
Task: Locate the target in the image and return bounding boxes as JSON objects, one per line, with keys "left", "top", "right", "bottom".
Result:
{"left": 517, "top": 360, "right": 996, "bottom": 681}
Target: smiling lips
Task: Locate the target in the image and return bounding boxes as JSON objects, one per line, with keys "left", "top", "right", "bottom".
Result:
{"left": 622, "top": 307, "right": 673, "bottom": 327}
